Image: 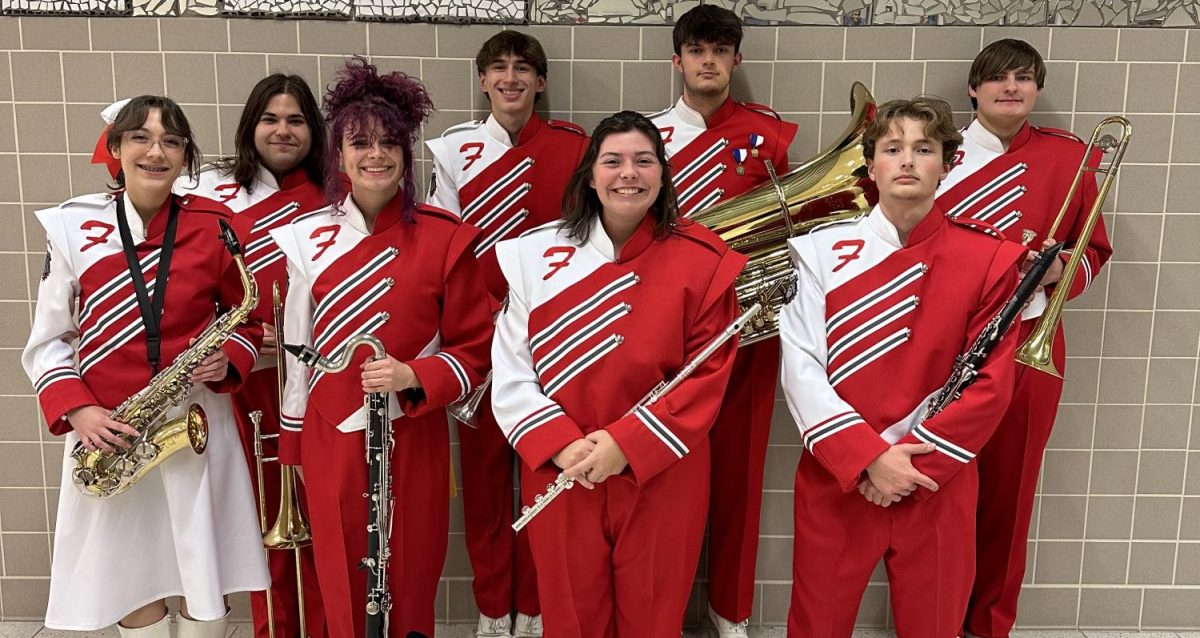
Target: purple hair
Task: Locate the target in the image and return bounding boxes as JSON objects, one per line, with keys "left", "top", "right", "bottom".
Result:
{"left": 322, "top": 56, "right": 434, "bottom": 221}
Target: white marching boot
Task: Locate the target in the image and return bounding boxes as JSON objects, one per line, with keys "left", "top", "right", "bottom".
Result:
{"left": 176, "top": 609, "right": 229, "bottom": 638}
{"left": 116, "top": 615, "right": 171, "bottom": 638}
{"left": 476, "top": 612, "right": 513, "bottom": 638}
{"left": 708, "top": 605, "right": 750, "bottom": 638}
{"left": 513, "top": 612, "right": 542, "bottom": 637}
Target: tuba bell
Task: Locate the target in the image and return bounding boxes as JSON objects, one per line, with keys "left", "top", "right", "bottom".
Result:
{"left": 689, "top": 82, "right": 878, "bottom": 344}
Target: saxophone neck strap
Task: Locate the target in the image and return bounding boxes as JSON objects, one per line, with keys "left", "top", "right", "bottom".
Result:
{"left": 115, "top": 195, "right": 181, "bottom": 375}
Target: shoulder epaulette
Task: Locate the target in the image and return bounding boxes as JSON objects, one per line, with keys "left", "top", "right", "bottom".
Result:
{"left": 178, "top": 194, "right": 232, "bottom": 217}
{"left": 518, "top": 219, "right": 560, "bottom": 238}
{"left": 742, "top": 102, "right": 782, "bottom": 121}
{"left": 807, "top": 212, "right": 866, "bottom": 234}
{"left": 1034, "top": 126, "right": 1084, "bottom": 145}
{"left": 947, "top": 214, "right": 1007, "bottom": 241}
{"left": 672, "top": 219, "right": 728, "bottom": 256}
{"left": 546, "top": 120, "right": 586, "bottom": 136}
{"left": 415, "top": 203, "right": 461, "bottom": 225}
{"left": 440, "top": 120, "right": 485, "bottom": 138}
{"left": 61, "top": 192, "right": 116, "bottom": 209}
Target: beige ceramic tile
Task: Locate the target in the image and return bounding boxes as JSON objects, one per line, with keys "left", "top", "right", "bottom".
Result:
{"left": 621, "top": 61, "right": 674, "bottom": 113}
{"left": 421, "top": 58, "right": 474, "bottom": 113}
{"left": 229, "top": 19, "right": 298, "bottom": 55}
{"left": 1119, "top": 28, "right": 1186, "bottom": 62}
{"left": 0, "top": 577, "right": 50, "bottom": 619}
{"left": 1, "top": 533, "right": 49, "bottom": 576}
{"left": 1047, "top": 403, "right": 1095, "bottom": 449}
{"left": 1119, "top": 114, "right": 1172, "bottom": 165}
{"left": 0, "top": 302, "right": 32, "bottom": 349}
{"left": 1141, "top": 405, "right": 1192, "bottom": 450}
{"left": 1132, "top": 496, "right": 1182, "bottom": 540}
{"left": 574, "top": 26, "right": 639, "bottom": 61}
{"left": 1037, "top": 61, "right": 1077, "bottom": 113}
{"left": 571, "top": 60, "right": 621, "bottom": 113}
{"left": 62, "top": 53, "right": 115, "bottom": 104}
{"left": 981, "top": 27, "right": 1049, "bottom": 54}
{"left": 871, "top": 61, "right": 923, "bottom": 103}
{"left": 1157, "top": 264, "right": 1200, "bottom": 310}
{"left": 298, "top": 20, "right": 366, "bottom": 56}
{"left": 522, "top": 25, "right": 572, "bottom": 61}
{"left": 1125, "top": 63, "right": 1179, "bottom": 113}
{"left": 0, "top": 489, "right": 48, "bottom": 533}
{"left": 922, "top": 61, "right": 973, "bottom": 111}
{"left": 15, "top": 105, "right": 65, "bottom": 155}
{"left": 1077, "top": 587, "right": 1142, "bottom": 628}
{"left": 1136, "top": 451, "right": 1187, "bottom": 495}
{"left": 1015, "top": 585, "right": 1080, "bottom": 627}
{"left": 730, "top": 60, "right": 773, "bottom": 105}
{"left": 10, "top": 52, "right": 63, "bottom": 102}
{"left": 777, "top": 27, "right": 844, "bottom": 61}
{"left": 161, "top": 17, "right": 229, "bottom": 52}
{"left": 823, "top": 62, "right": 874, "bottom": 111}
{"left": 1187, "top": 452, "right": 1200, "bottom": 495}
{"left": 1086, "top": 495, "right": 1134, "bottom": 540}
{"left": 639, "top": 25, "right": 673, "bottom": 61}
{"left": 1042, "top": 452, "right": 1093, "bottom": 495}
{"left": 1073, "top": 62, "right": 1127, "bottom": 114}
{"left": 19, "top": 17, "right": 88, "bottom": 52}
{"left": 1090, "top": 451, "right": 1138, "bottom": 495}
{"left": 1099, "top": 310, "right": 1152, "bottom": 357}
{"left": 18, "top": 154, "right": 72, "bottom": 206}
{"left": 771, "top": 62, "right": 822, "bottom": 112}
{"left": 1180, "top": 497, "right": 1200, "bottom": 540}
{"left": 1050, "top": 28, "right": 1118, "bottom": 61}
{"left": 1110, "top": 214, "right": 1162, "bottom": 264}
{"left": 1105, "top": 263, "right": 1156, "bottom": 310}
{"left": 214, "top": 54, "right": 269, "bottom": 106}
{"left": 758, "top": 582, "right": 790, "bottom": 625}
{"left": 1171, "top": 115, "right": 1200, "bottom": 164}
{"left": 1166, "top": 165, "right": 1200, "bottom": 216}
{"left": 1032, "top": 540, "right": 1083, "bottom": 583}
{"left": 739, "top": 26, "right": 777, "bottom": 62}
{"left": 0, "top": 18, "right": 20, "bottom": 50}
{"left": 1150, "top": 311, "right": 1200, "bottom": 358}
{"left": 1142, "top": 588, "right": 1200, "bottom": 628}
{"left": 1097, "top": 357, "right": 1148, "bottom": 404}
{"left": 754, "top": 536, "right": 792, "bottom": 581}
{"left": 367, "top": 23, "right": 436, "bottom": 58}
{"left": 113, "top": 52, "right": 168, "bottom": 98}
{"left": 845, "top": 27, "right": 911, "bottom": 61}
{"left": 91, "top": 17, "right": 159, "bottom": 52}
{"left": 913, "top": 26, "right": 980, "bottom": 61}
{"left": 1079, "top": 541, "right": 1129, "bottom": 584}
{"left": 164, "top": 53, "right": 218, "bottom": 104}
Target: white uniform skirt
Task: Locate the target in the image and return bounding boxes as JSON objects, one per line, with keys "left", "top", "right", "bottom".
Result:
{"left": 45, "top": 389, "right": 270, "bottom": 630}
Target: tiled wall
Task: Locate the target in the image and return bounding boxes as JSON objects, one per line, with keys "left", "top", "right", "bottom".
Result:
{"left": 0, "top": 17, "right": 1198, "bottom": 631}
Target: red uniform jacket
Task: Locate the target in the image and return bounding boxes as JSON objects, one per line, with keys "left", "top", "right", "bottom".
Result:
{"left": 426, "top": 113, "right": 589, "bottom": 301}
{"left": 937, "top": 119, "right": 1113, "bottom": 310}
{"left": 270, "top": 196, "right": 492, "bottom": 463}
{"left": 178, "top": 165, "right": 327, "bottom": 329}
{"left": 491, "top": 216, "right": 746, "bottom": 484}
{"left": 24, "top": 192, "right": 262, "bottom": 434}
{"left": 650, "top": 97, "right": 798, "bottom": 216}
{"left": 780, "top": 206, "right": 1025, "bottom": 496}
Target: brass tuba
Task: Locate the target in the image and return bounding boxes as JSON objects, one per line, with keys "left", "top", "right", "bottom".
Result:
{"left": 690, "top": 82, "right": 877, "bottom": 344}
{"left": 1015, "top": 116, "right": 1132, "bottom": 378}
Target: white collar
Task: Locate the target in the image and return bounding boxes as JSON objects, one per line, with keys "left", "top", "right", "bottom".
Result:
{"left": 965, "top": 118, "right": 1006, "bottom": 154}
{"left": 338, "top": 194, "right": 371, "bottom": 235}
{"left": 587, "top": 216, "right": 617, "bottom": 261}
{"left": 866, "top": 204, "right": 903, "bottom": 248}
{"left": 483, "top": 114, "right": 515, "bottom": 149}
{"left": 255, "top": 165, "right": 281, "bottom": 191}
{"left": 121, "top": 192, "right": 148, "bottom": 242}
{"left": 672, "top": 96, "right": 708, "bottom": 130}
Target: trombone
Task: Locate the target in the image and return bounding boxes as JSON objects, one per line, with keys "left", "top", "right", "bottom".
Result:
{"left": 1015, "top": 116, "right": 1132, "bottom": 378}
{"left": 249, "top": 281, "right": 314, "bottom": 638}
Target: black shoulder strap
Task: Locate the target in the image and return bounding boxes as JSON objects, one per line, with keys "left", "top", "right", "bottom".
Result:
{"left": 115, "top": 195, "right": 181, "bottom": 375}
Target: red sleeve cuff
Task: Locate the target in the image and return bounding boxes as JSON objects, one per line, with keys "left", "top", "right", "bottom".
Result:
{"left": 401, "top": 353, "right": 472, "bottom": 416}
{"left": 607, "top": 409, "right": 684, "bottom": 485}
{"left": 511, "top": 409, "right": 585, "bottom": 472}
{"left": 37, "top": 377, "right": 97, "bottom": 435}
{"left": 806, "top": 418, "right": 890, "bottom": 493}
{"left": 208, "top": 331, "right": 260, "bottom": 393}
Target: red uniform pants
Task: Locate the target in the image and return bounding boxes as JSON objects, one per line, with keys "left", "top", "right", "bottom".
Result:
{"left": 965, "top": 324, "right": 1066, "bottom": 638}
{"left": 789, "top": 454, "right": 978, "bottom": 638}
{"left": 522, "top": 440, "right": 710, "bottom": 638}
{"left": 300, "top": 410, "right": 450, "bottom": 638}
{"left": 457, "top": 398, "right": 539, "bottom": 618}
{"left": 230, "top": 369, "right": 327, "bottom": 638}
{"left": 707, "top": 338, "right": 780, "bottom": 622}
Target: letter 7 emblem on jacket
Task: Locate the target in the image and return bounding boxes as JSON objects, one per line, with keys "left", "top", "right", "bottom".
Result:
{"left": 832, "top": 239, "right": 865, "bottom": 273}
{"left": 658, "top": 126, "right": 674, "bottom": 145}
{"left": 310, "top": 225, "right": 340, "bottom": 260}
{"left": 460, "top": 142, "right": 485, "bottom": 171}
{"left": 214, "top": 183, "right": 241, "bottom": 203}
{"left": 543, "top": 246, "right": 576, "bottom": 280}
{"left": 80, "top": 220, "right": 115, "bottom": 252}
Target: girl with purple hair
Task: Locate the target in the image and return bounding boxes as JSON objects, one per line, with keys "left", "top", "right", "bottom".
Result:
{"left": 269, "top": 57, "right": 494, "bottom": 638}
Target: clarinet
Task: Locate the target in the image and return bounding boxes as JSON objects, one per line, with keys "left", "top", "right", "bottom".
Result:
{"left": 283, "top": 335, "right": 392, "bottom": 638}
{"left": 924, "top": 242, "right": 1063, "bottom": 419}
{"left": 512, "top": 300, "right": 766, "bottom": 532}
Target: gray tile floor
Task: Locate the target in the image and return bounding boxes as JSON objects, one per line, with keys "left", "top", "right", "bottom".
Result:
{"left": 1, "top": 625, "right": 1199, "bottom": 637}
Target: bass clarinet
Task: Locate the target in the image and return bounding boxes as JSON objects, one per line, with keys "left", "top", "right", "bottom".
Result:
{"left": 283, "top": 334, "right": 392, "bottom": 638}
{"left": 924, "top": 241, "right": 1063, "bottom": 419}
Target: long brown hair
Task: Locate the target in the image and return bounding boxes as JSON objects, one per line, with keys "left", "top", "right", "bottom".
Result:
{"left": 560, "top": 110, "right": 679, "bottom": 244}
{"left": 214, "top": 74, "right": 326, "bottom": 192}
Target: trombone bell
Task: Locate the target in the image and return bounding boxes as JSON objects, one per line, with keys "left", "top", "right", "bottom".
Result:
{"left": 263, "top": 464, "right": 313, "bottom": 549}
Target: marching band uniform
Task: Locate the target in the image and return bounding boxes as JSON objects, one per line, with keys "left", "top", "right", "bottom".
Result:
{"left": 491, "top": 215, "right": 746, "bottom": 637}
{"left": 425, "top": 113, "right": 588, "bottom": 621}
{"left": 23, "top": 191, "right": 269, "bottom": 631}
{"left": 271, "top": 195, "right": 492, "bottom": 638}
{"left": 936, "top": 119, "right": 1112, "bottom": 638}
{"left": 177, "top": 165, "right": 328, "bottom": 638}
{"left": 649, "top": 96, "right": 798, "bottom": 622}
{"left": 779, "top": 205, "right": 1024, "bottom": 637}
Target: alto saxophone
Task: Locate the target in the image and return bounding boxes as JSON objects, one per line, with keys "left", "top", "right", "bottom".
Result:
{"left": 71, "top": 219, "right": 259, "bottom": 499}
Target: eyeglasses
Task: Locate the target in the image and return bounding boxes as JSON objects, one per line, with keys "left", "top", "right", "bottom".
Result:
{"left": 122, "top": 131, "right": 189, "bottom": 153}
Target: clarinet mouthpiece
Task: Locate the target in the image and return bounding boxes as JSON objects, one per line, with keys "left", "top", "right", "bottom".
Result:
{"left": 282, "top": 343, "right": 323, "bottom": 367}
